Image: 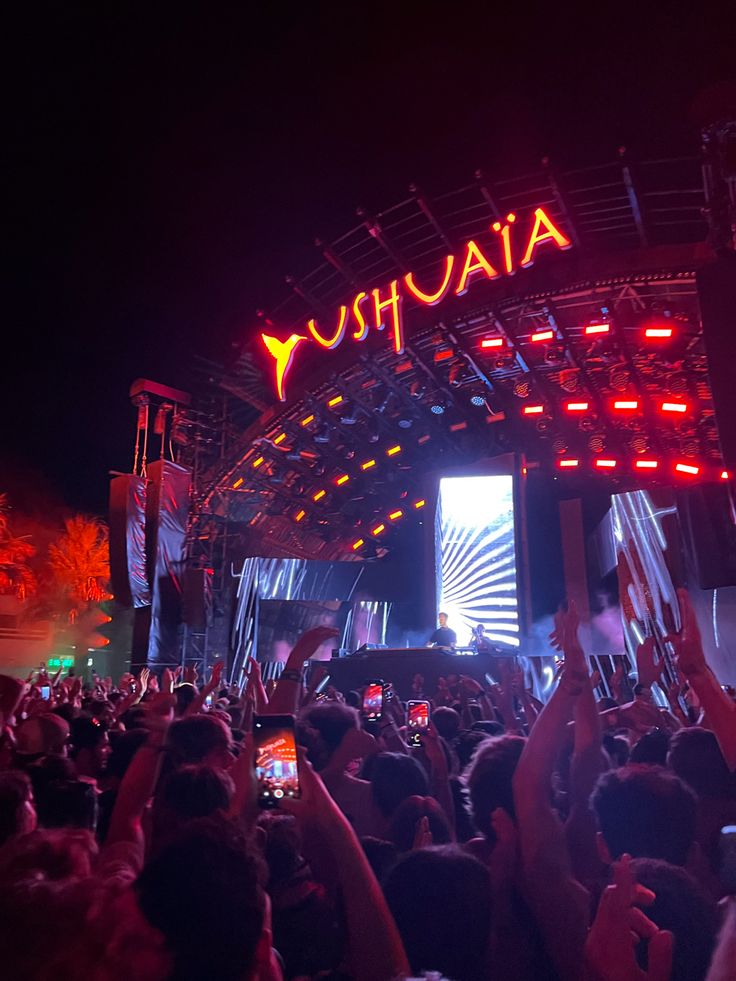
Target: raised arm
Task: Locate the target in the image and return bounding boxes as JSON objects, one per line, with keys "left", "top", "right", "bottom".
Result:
{"left": 267, "top": 626, "right": 338, "bottom": 715}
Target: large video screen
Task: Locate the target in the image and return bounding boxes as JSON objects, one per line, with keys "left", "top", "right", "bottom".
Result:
{"left": 436, "top": 474, "right": 519, "bottom": 649}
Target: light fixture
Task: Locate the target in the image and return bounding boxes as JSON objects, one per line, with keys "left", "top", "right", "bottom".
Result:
{"left": 558, "top": 458, "right": 580, "bottom": 468}
{"left": 645, "top": 327, "right": 673, "bottom": 338}
{"left": 361, "top": 459, "right": 376, "bottom": 471}
{"left": 470, "top": 394, "right": 486, "bottom": 407}
{"left": 523, "top": 404, "right": 544, "bottom": 415}
{"left": 300, "top": 414, "right": 315, "bottom": 427}
{"left": 430, "top": 403, "right": 445, "bottom": 415}
{"left": 336, "top": 474, "right": 350, "bottom": 485}
{"left": 661, "top": 401, "right": 688, "bottom": 414}
{"left": 635, "top": 460, "right": 659, "bottom": 470}
{"left": 595, "top": 459, "right": 617, "bottom": 469}
{"left": 352, "top": 539, "right": 364, "bottom": 550}
{"left": 313, "top": 489, "right": 326, "bottom": 501}
{"left": 614, "top": 399, "right": 639, "bottom": 411}
{"left": 372, "top": 523, "right": 385, "bottom": 536}
{"left": 565, "top": 401, "right": 589, "bottom": 412}
{"left": 481, "top": 337, "right": 504, "bottom": 349}
{"left": 675, "top": 462, "right": 700, "bottom": 475}
{"left": 387, "top": 445, "right": 402, "bottom": 456}
{"left": 531, "top": 329, "right": 554, "bottom": 343}
{"left": 389, "top": 509, "right": 403, "bottom": 520}
{"left": 327, "top": 395, "right": 343, "bottom": 407}
{"left": 414, "top": 499, "right": 426, "bottom": 509}
{"left": 585, "top": 322, "right": 610, "bottom": 335}
{"left": 232, "top": 477, "right": 244, "bottom": 489}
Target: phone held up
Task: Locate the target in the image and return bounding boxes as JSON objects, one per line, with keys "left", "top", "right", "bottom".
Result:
{"left": 40, "top": 685, "right": 51, "bottom": 700}
{"left": 254, "top": 714, "right": 301, "bottom": 808}
{"left": 719, "top": 824, "right": 736, "bottom": 895}
{"left": 406, "top": 700, "right": 430, "bottom": 747}
{"left": 362, "top": 681, "right": 384, "bottom": 721}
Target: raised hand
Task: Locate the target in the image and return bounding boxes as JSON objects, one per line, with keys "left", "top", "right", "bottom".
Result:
{"left": 412, "top": 815, "right": 433, "bottom": 850}
{"left": 161, "top": 668, "right": 175, "bottom": 695}
{"left": 286, "top": 626, "right": 340, "bottom": 669}
{"left": 183, "top": 664, "right": 199, "bottom": 685}
{"left": 635, "top": 637, "right": 661, "bottom": 689}
{"left": 665, "top": 588, "right": 707, "bottom": 679}
{"left": 585, "top": 854, "right": 673, "bottom": 981}
{"left": 610, "top": 662, "right": 625, "bottom": 700}
{"left": 204, "top": 659, "right": 225, "bottom": 695}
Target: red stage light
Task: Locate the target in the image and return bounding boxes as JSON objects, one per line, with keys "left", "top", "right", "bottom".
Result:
{"left": 414, "top": 499, "right": 426, "bottom": 509}
{"left": 434, "top": 348, "right": 454, "bottom": 363}
{"left": 585, "top": 323, "right": 610, "bottom": 335}
{"left": 252, "top": 456, "right": 264, "bottom": 469}
{"left": 389, "top": 509, "right": 403, "bottom": 520}
{"left": 327, "top": 395, "right": 343, "bottom": 407}
{"left": 232, "top": 477, "right": 244, "bottom": 489}
{"left": 645, "top": 327, "right": 673, "bottom": 338}
{"left": 372, "top": 523, "right": 385, "bottom": 536}
{"left": 523, "top": 405, "right": 544, "bottom": 415}
{"left": 721, "top": 470, "right": 730, "bottom": 480}
{"left": 352, "top": 539, "right": 364, "bottom": 550}
{"left": 336, "top": 474, "right": 350, "bottom": 485}
{"left": 565, "top": 401, "right": 589, "bottom": 412}
{"left": 635, "top": 460, "right": 659, "bottom": 470}
{"left": 295, "top": 509, "right": 306, "bottom": 522}
{"left": 614, "top": 400, "right": 639, "bottom": 410}
{"left": 300, "top": 414, "right": 315, "bottom": 427}
{"left": 558, "top": 458, "right": 580, "bottom": 468}
{"left": 418, "top": 435, "right": 431, "bottom": 445}
{"left": 595, "top": 459, "right": 617, "bottom": 469}
{"left": 361, "top": 459, "right": 376, "bottom": 471}
{"left": 661, "top": 401, "right": 688, "bottom": 414}
{"left": 387, "top": 445, "right": 401, "bottom": 456}
{"left": 481, "top": 337, "right": 504, "bottom": 349}
{"left": 449, "top": 421, "right": 468, "bottom": 432}
{"left": 531, "top": 329, "right": 554, "bottom": 343}
{"left": 273, "top": 432, "right": 287, "bottom": 445}
{"left": 313, "top": 489, "right": 326, "bottom": 502}
{"left": 675, "top": 463, "right": 700, "bottom": 475}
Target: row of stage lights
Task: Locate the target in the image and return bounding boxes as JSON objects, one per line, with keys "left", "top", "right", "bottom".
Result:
{"left": 478, "top": 321, "right": 675, "bottom": 349}
{"left": 520, "top": 398, "right": 692, "bottom": 416}
{"left": 555, "top": 458, "right": 730, "bottom": 479}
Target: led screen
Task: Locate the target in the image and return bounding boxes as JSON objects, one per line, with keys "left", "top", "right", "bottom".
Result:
{"left": 437, "top": 474, "right": 519, "bottom": 649}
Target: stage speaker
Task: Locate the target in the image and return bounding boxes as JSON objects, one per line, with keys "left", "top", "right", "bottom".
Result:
{"left": 677, "top": 484, "right": 736, "bottom": 589}
{"left": 108, "top": 475, "right": 150, "bottom": 609}
{"left": 182, "top": 568, "right": 208, "bottom": 631}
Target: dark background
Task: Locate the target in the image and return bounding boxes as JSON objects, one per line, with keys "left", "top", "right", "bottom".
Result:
{"left": 5, "top": 3, "right": 735, "bottom": 514}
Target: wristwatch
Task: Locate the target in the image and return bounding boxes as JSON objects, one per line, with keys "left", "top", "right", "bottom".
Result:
{"left": 280, "top": 669, "right": 302, "bottom": 683}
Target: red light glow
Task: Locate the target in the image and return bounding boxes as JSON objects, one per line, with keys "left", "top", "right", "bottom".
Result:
{"left": 389, "top": 509, "right": 403, "bottom": 520}
{"left": 361, "top": 459, "right": 376, "bottom": 471}
{"left": 530, "top": 329, "right": 554, "bottom": 343}
{"left": 449, "top": 421, "right": 468, "bottom": 432}
{"left": 434, "top": 348, "right": 454, "bottom": 362}
{"left": 661, "top": 401, "right": 687, "bottom": 414}
{"left": 558, "top": 458, "right": 580, "bottom": 468}
{"left": 645, "top": 327, "right": 673, "bottom": 338}
{"left": 595, "top": 459, "right": 617, "bottom": 469}
{"left": 481, "top": 337, "right": 504, "bottom": 349}
{"left": 721, "top": 470, "right": 730, "bottom": 480}
{"left": 523, "top": 405, "right": 544, "bottom": 415}
{"left": 565, "top": 402, "right": 589, "bottom": 412}
{"left": 418, "top": 435, "right": 431, "bottom": 445}
{"left": 372, "top": 523, "right": 386, "bottom": 536}
{"left": 585, "top": 323, "right": 610, "bottom": 335}
{"left": 675, "top": 463, "right": 700, "bottom": 475}
{"left": 404, "top": 256, "right": 455, "bottom": 306}
{"left": 614, "top": 400, "right": 639, "bottom": 410}
{"left": 635, "top": 460, "right": 659, "bottom": 470}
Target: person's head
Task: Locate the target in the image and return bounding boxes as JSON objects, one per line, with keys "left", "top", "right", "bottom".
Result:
{"left": 173, "top": 682, "right": 198, "bottom": 717}
{"left": 453, "top": 729, "right": 493, "bottom": 770}
{"left": 465, "top": 734, "right": 526, "bottom": 840}
{"left": 298, "top": 701, "right": 360, "bottom": 771}
{"left": 360, "top": 836, "right": 399, "bottom": 883}
{"left": 0, "top": 772, "right": 36, "bottom": 846}
{"left": 629, "top": 858, "right": 718, "bottom": 981}
{"left": 591, "top": 765, "right": 697, "bottom": 866}
{"left": 667, "top": 727, "right": 735, "bottom": 799}
{"left": 166, "top": 715, "right": 235, "bottom": 771}
{"left": 14, "top": 714, "right": 70, "bottom": 763}
{"left": 136, "top": 817, "right": 270, "bottom": 981}
{"left": 369, "top": 753, "right": 430, "bottom": 819}
{"left": 386, "top": 795, "right": 453, "bottom": 852}
{"left": 432, "top": 706, "right": 461, "bottom": 741}
{"left": 633, "top": 684, "right": 653, "bottom": 703}
{"left": 69, "top": 715, "right": 110, "bottom": 777}
{"left": 30, "top": 763, "right": 98, "bottom": 832}
{"left": 438, "top": 612, "right": 448, "bottom": 628}
{"left": 0, "top": 827, "right": 97, "bottom": 883}
{"left": 106, "top": 728, "right": 150, "bottom": 783}
{"left": 152, "top": 765, "right": 234, "bottom": 849}
{"left": 629, "top": 728, "right": 671, "bottom": 766}
{"left": 383, "top": 846, "right": 491, "bottom": 981}
{"left": 602, "top": 732, "right": 630, "bottom": 767}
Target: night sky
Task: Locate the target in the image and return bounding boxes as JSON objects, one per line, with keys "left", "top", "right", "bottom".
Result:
{"left": 6, "top": 4, "right": 734, "bottom": 516}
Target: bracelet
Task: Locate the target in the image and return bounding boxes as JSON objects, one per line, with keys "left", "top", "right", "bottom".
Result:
{"left": 280, "top": 669, "right": 302, "bottom": 683}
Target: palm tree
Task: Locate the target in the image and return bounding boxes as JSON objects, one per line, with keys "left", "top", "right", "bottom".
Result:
{"left": 0, "top": 494, "right": 37, "bottom": 600}
{"left": 47, "top": 515, "right": 111, "bottom": 611}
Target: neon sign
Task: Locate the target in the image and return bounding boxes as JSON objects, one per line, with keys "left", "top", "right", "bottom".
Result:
{"left": 261, "top": 206, "right": 571, "bottom": 400}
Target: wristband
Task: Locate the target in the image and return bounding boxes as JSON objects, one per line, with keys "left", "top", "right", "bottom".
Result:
{"left": 280, "top": 669, "right": 302, "bottom": 683}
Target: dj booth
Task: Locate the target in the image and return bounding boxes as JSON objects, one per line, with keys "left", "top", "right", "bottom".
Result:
{"left": 308, "top": 648, "right": 513, "bottom": 700}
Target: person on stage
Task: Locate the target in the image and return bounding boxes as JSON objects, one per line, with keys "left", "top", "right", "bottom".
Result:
{"left": 469, "top": 623, "right": 491, "bottom": 653}
{"left": 427, "top": 611, "right": 457, "bottom": 649}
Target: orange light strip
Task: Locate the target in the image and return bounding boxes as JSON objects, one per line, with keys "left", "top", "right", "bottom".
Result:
{"left": 585, "top": 323, "right": 610, "bottom": 335}
{"left": 352, "top": 539, "right": 364, "bottom": 550}
{"left": 361, "top": 459, "right": 376, "bottom": 470}
{"left": 372, "top": 523, "right": 385, "bottom": 536}
{"left": 481, "top": 337, "right": 504, "bottom": 349}
{"left": 530, "top": 329, "right": 554, "bottom": 342}
{"left": 675, "top": 463, "right": 700, "bottom": 475}
{"left": 635, "top": 460, "right": 659, "bottom": 469}
{"left": 300, "top": 414, "right": 315, "bottom": 426}
{"left": 252, "top": 456, "right": 264, "bottom": 468}
{"left": 295, "top": 509, "right": 306, "bottom": 522}
{"left": 523, "top": 405, "right": 544, "bottom": 415}
{"left": 614, "top": 400, "right": 639, "bottom": 410}
{"left": 661, "top": 401, "right": 687, "bottom": 413}
{"left": 566, "top": 402, "right": 589, "bottom": 412}
{"left": 313, "top": 489, "right": 326, "bottom": 501}
{"left": 595, "top": 459, "right": 617, "bottom": 468}
{"left": 387, "top": 445, "right": 401, "bottom": 456}
{"left": 414, "top": 499, "right": 426, "bottom": 509}
{"left": 558, "top": 458, "right": 580, "bottom": 468}
{"left": 645, "top": 327, "right": 673, "bottom": 338}
{"left": 389, "top": 509, "right": 403, "bottom": 520}
{"left": 273, "top": 432, "right": 287, "bottom": 445}
{"left": 336, "top": 474, "right": 350, "bottom": 485}
{"left": 327, "top": 395, "right": 343, "bottom": 407}
{"left": 232, "top": 477, "right": 244, "bottom": 489}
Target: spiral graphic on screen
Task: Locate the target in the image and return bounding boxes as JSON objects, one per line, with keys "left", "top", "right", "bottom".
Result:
{"left": 438, "top": 475, "right": 519, "bottom": 648}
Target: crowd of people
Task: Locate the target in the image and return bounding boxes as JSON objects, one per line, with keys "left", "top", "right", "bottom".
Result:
{"left": 0, "top": 589, "right": 735, "bottom": 980}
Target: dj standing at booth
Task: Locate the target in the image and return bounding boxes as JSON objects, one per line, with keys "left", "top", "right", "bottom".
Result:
{"left": 427, "top": 611, "right": 457, "bottom": 649}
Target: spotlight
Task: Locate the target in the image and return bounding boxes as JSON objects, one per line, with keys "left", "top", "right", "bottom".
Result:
{"left": 470, "top": 394, "right": 486, "bottom": 407}
{"left": 430, "top": 403, "right": 445, "bottom": 415}
{"left": 513, "top": 379, "right": 531, "bottom": 399}
{"left": 398, "top": 417, "right": 413, "bottom": 429}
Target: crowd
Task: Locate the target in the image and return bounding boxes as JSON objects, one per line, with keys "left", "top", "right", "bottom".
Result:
{"left": 0, "top": 588, "right": 735, "bottom": 981}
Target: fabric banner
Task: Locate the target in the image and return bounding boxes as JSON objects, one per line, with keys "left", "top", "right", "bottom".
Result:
{"left": 108, "top": 475, "right": 151, "bottom": 608}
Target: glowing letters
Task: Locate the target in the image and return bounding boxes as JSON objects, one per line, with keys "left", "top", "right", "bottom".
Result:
{"left": 261, "top": 206, "right": 572, "bottom": 400}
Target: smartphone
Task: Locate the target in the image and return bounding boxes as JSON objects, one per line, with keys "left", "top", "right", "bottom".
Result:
{"left": 254, "top": 714, "right": 300, "bottom": 808}
{"left": 362, "top": 681, "right": 384, "bottom": 721}
{"left": 406, "top": 700, "right": 430, "bottom": 746}
{"left": 40, "top": 685, "right": 51, "bottom": 700}
{"left": 719, "top": 824, "right": 736, "bottom": 895}
{"left": 205, "top": 694, "right": 213, "bottom": 707}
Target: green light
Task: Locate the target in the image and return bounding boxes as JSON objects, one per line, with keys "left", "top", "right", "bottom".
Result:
{"left": 47, "top": 657, "right": 74, "bottom": 669}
